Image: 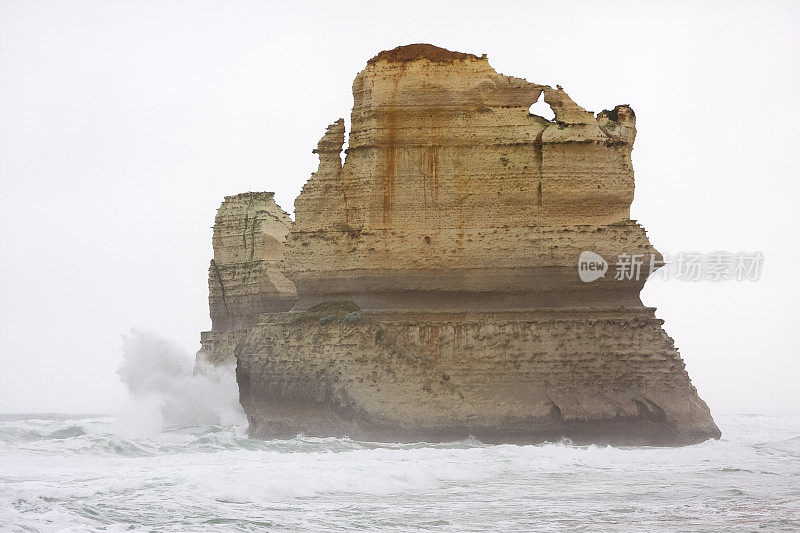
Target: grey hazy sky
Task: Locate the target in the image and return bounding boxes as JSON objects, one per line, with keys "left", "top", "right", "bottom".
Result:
{"left": 1, "top": 0, "right": 798, "bottom": 415}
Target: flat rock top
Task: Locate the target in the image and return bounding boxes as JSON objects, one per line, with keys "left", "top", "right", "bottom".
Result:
{"left": 367, "top": 43, "right": 484, "bottom": 65}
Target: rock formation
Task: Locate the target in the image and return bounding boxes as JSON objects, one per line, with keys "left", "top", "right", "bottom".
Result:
{"left": 201, "top": 44, "right": 720, "bottom": 445}
{"left": 198, "top": 192, "right": 296, "bottom": 364}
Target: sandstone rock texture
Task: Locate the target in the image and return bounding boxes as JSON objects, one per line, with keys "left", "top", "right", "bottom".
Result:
{"left": 204, "top": 44, "right": 720, "bottom": 445}
{"left": 198, "top": 192, "right": 296, "bottom": 364}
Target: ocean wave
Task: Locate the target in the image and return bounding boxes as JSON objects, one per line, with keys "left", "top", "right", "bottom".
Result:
{"left": 0, "top": 414, "right": 799, "bottom": 531}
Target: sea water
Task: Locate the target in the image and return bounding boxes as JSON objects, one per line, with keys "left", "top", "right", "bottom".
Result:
{"left": 1, "top": 332, "right": 798, "bottom": 531}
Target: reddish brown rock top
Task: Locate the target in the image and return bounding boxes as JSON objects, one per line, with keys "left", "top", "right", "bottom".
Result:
{"left": 367, "top": 43, "right": 484, "bottom": 65}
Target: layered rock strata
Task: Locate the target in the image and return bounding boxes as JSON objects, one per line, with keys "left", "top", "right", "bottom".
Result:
{"left": 237, "top": 307, "right": 716, "bottom": 445}
{"left": 288, "top": 44, "right": 645, "bottom": 311}
{"left": 198, "top": 192, "right": 296, "bottom": 364}
{"left": 205, "top": 44, "right": 720, "bottom": 444}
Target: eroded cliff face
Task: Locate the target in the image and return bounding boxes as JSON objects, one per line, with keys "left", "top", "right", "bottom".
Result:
{"left": 198, "top": 192, "right": 297, "bottom": 364}
{"left": 207, "top": 44, "right": 719, "bottom": 444}
{"left": 287, "top": 45, "right": 648, "bottom": 311}
{"left": 236, "top": 308, "right": 717, "bottom": 445}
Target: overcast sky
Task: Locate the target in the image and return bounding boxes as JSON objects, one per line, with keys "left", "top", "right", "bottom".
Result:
{"left": 1, "top": 0, "right": 798, "bottom": 415}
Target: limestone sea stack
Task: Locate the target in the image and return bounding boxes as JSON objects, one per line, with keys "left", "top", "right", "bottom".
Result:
{"left": 199, "top": 44, "right": 720, "bottom": 445}
{"left": 199, "top": 192, "right": 296, "bottom": 364}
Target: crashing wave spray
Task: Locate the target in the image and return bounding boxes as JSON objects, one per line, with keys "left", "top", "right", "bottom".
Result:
{"left": 116, "top": 329, "right": 245, "bottom": 432}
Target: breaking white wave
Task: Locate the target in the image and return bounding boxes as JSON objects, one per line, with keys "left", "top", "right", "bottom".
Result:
{"left": 115, "top": 330, "right": 245, "bottom": 435}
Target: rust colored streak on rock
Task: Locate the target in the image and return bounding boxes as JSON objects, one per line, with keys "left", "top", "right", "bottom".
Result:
{"left": 382, "top": 72, "right": 402, "bottom": 226}
{"left": 384, "top": 145, "right": 395, "bottom": 226}
{"left": 534, "top": 129, "right": 544, "bottom": 209}
{"left": 419, "top": 150, "right": 428, "bottom": 208}
{"left": 427, "top": 145, "right": 439, "bottom": 206}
